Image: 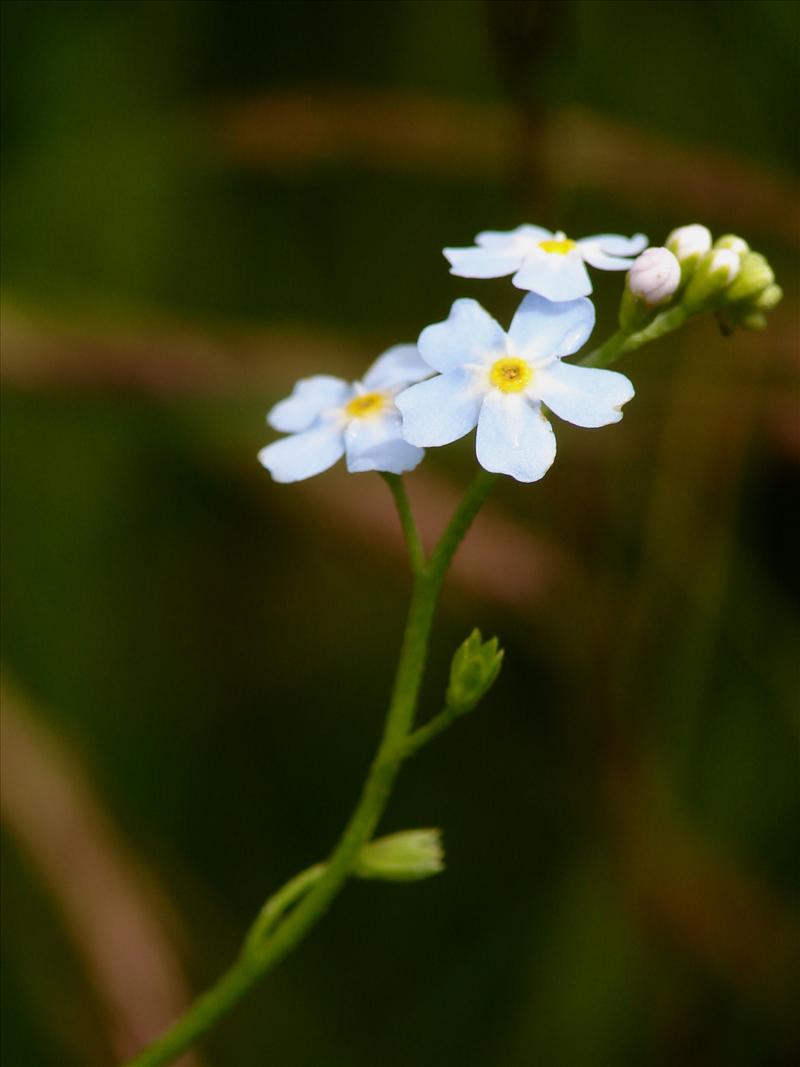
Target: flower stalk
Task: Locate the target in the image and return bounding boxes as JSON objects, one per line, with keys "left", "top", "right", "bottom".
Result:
{"left": 124, "top": 468, "right": 496, "bottom": 1067}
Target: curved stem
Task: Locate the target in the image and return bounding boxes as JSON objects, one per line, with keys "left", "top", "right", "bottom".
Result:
{"left": 243, "top": 862, "right": 326, "bottom": 952}
{"left": 581, "top": 328, "right": 629, "bottom": 368}
{"left": 427, "top": 469, "right": 496, "bottom": 582}
{"left": 582, "top": 307, "right": 691, "bottom": 368}
{"left": 403, "top": 707, "right": 456, "bottom": 756}
{"left": 124, "top": 469, "right": 495, "bottom": 1067}
{"left": 381, "top": 473, "right": 426, "bottom": 573}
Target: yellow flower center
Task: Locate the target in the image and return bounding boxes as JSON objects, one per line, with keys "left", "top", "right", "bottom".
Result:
{"left": 345, "top": 391, "right": 386, "bottom": 418}
{"left": 489, "top": 357, "right": 532, "bottom": 393}
{"left": 538, "top": 237, "right": 576, "bottom": 255}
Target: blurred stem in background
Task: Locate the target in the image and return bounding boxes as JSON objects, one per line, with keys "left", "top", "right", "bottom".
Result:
{"left": 125, "top": 470, "right": 497, "bottom": 1067}
{"left": 487, "top": 0, "right": 566, "bottom": 217}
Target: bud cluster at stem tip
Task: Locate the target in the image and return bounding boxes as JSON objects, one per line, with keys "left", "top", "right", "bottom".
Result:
{"left": 618, "top": 223, "right": 781, "bottom": 334}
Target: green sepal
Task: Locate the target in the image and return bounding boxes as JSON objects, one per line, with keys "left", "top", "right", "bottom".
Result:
{"left": 445, "top": 628, "right": 504, "bottom": 717}
{"left": 355, "top": 829, "right": 444, "bottom": 882}
{"left": 724, "top": 251, "right": 775, "bottom": 304}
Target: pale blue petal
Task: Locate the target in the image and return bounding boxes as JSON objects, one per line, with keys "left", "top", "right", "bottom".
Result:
{"left": 475, "top": 224, "right": 550, "bottom": 248}
{"left": 395, "top": 368, "right": 483, "bottom": 447}
{"left": 444, "top": 246, "right": 522, "bottom": 279}
{"left": 579, "top": 245, "right": 638, "bottom": 270}
{"left": 267, "top": 376, "right": 351, "bottom": 433}
{"left": 507, "top": 293, "right": 595, "bottom": 365}
{"left": 475, "top": 392, "right": 556, "bottom": 483}
{"left": 362, "top": 344, "right": 433, "bottom": 391}
{"left": 581, "top": 232, "right": 648, "bottom": 257}
{"left": 258, "top": 424, "right": 345, "bottom": 482}
{"left": 417, "top": 298, "right": 506, "bottom": 373}
{"left": 512, "top": 250, "right": 592, "bottom": 300}
{"left": 534, "top": 360, "right": 634, "bottom": 428}
{"left": 345, "top": 410, "right": 424, "bottom": 474}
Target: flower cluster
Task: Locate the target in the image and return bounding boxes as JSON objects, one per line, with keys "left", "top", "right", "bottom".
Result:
{"left": 259, "top": 219, "right": 778, "bottom": 485}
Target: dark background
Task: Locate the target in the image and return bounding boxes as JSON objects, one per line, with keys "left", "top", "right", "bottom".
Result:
{"left": 2, "top": 2, "right": 799, "bottom": 1065}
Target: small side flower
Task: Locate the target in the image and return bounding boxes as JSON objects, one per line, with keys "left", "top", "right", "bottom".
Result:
{"left": 258, "top": 346, "right": 432, "bottom": 482}
{"left": 444, "top": 225, "right": 647, "bottom": 302}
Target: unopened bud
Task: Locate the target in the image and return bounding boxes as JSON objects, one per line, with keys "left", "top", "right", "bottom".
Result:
{"left": 355, "top": 829, "right": 444, "bottom": 882}
{"left": 724, "top": 252, "right": 775, "bottom": 304}
{"left": 714, "top": 234, "right": 750, "bottom": 255}
{"left": 682, "top": 248, "right": 740, "bottom": 312}
{"left": 628, "top": 247, "right": 680, "bottom": 306}
{"left": 738, "top": 309, "right": 767, "bottom": 330}
{"left": 445, "top": 629, "right": 503, "bottom": 716}
{"left": 753, "top": 283, "right": 783, "bottom": 311}
{"left": 619, "top": 247, "right": 681, "bottom": 330}
{"left": 667, "top": 224, "right": 712, "bottom": 265}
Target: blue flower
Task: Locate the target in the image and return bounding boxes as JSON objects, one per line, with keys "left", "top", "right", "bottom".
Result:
{"left": 259, "top": 346, "right": 432, "bottom": 482}
{"left": 395, "top": 296, "right": 634, "bottom": 483}
{"left": 444, "top": 226, "right": 648, "bottom": 301}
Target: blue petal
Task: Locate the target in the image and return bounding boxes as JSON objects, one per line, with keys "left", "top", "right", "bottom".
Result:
{"left": 512, "top": 250, "right": 592, "bottom": 300}
{"left": 534, "top": 361, "right": 634, "bottom": 427}
{"left": 417, "top": 299, "right": 506, "bottom": 373}
{"left": 396, "top": 368, "right": 483, "bottom": 447}
{"left": 579, "top": 243, "right": 640, "bottom": 270}
{"left": 475, "top": 392, "right": 556, "bottom": 483}
{"left": 361, "top": 345, "right": 432, "bottom": 391}
{"left": 267, "top": 376, "right": 351, "bottom": 433}
{"left": 444, "top": 246, "right": 522, "bottom": 279}
{"left": 345, "top": 410, "right": 424, "bottom": 474}
{"left": 507, "top": 293, "right": 595, "bottom": 365}
{"left": 258, "top": 424, "right": 345, "bottom": 482}
{"left": 581, "top": 232, "right": 648, "bottom": 256}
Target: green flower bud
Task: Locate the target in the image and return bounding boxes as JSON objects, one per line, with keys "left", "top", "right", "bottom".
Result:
{"left": 714, "top": 234, "right": 750, "bottom": 255}
{"left": 355, "top": 829, "right": 444, "bottom": 882}
{"left": 724, "top": 251, "right": 775, "bottom": 304}
{"left": 738, "top": 309, "right": 768, "bottom": 330}
{"left": 682, "top": 248, "right": 740, "bottom": 312}
{"left": 445, "top": 629, "right": 503, "bottom": 716}
{"left": 752, "top": 283, "right": 783, "bottom": 311}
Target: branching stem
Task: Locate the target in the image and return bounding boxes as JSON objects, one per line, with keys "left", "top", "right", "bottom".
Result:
{"left": 124, "top": 468, "right": 496, "bottom": 1067}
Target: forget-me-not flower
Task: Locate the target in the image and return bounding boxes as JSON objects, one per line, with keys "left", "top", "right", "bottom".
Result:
{"left": 444, "top": 225, "right": 648, "bottom": 302}
{"left": 395, "top": 296, "right": 634, "bottom": 483}
{"left": 259, "top": 346, "right": 432, "bottom": 482}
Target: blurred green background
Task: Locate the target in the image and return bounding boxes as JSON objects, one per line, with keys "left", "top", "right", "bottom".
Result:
{"left": 2, "top": 2, "right": 799, "bottom": 1065}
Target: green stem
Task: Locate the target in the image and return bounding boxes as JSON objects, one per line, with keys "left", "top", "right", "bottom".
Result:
{"left": 243, "top": 862, "right": 326, "bottom": 953}
{"left": 627, "top": 306, "right": 690, "bottom": 350}
{"left": 124, "top": 469, "right": 496, "bottom": 1067}
{"left": 381, "top": 473, "right": 426, "bottom": 573}
{"left": 580, "top": 328, "right": 629, "bottom": 368}
{"left": 582, "top": 307, "right": 691, "bottom": 368}
{"left": 403, "top": 708, "right": 456, "bottom": 756}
